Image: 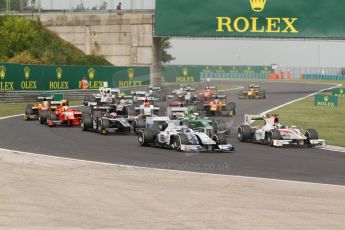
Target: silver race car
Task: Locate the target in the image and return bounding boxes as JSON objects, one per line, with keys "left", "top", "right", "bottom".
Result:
{"left": 137, "top": 118, "right": 235, "bottom": 152}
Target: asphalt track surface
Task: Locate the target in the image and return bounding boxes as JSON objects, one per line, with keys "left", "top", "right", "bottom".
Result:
{"left": 1, "top": 80, "right": 345, "bottom": 185}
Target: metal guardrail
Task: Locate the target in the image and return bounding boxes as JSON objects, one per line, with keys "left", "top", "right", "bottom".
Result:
{"left": 0, "top": 86, "right": 149, "bottom": 103}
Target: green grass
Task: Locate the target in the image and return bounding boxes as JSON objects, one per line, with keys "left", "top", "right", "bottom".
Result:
{"left": 270, "top": 95, "right": 345, "bottom": 147}
{"left": 0, "top": 100, "right": 82, "bottom": 118}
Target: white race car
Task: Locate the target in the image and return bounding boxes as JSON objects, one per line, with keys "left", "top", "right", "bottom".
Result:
{"left": 238, "top": 114, "right": 325, "bottom": 147}
{"left": 83, "top": 88, "right": 120, "bottom": 106}
{"left": 137, "top": 118, "right": 235, "bottom": 152}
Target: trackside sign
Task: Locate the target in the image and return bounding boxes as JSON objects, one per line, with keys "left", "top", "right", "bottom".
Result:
{"left": 332, "top": 88, "right": 345, "bottom": 97}
{"left": 314, "top": 95, "right": 338, "bottom": 107}
{"left": 155, "top": 0, "right": 345, "bottom": 39}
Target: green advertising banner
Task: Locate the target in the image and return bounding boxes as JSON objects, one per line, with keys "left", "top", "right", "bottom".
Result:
{"left": 155, "top": 0, "right": 345, "bottom": 39}
{"left": 332, "top": 88, "right": 345, "bottom": 97}
{"left": 315, "top": 95, "right": 338, "bottom": 107}
{"left": 0, "top": 63, "right": 150, "bottom": 91}
{"left": 161, "top": 65, "right": 272, "bottom": 82}
{"left": 161, "top": 66, "right": 201, "bottom": 83}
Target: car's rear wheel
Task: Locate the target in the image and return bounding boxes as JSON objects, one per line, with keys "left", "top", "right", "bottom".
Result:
{"left": 305, "top": 129, "right": 319, "bottom": 147}
{"left": 99, "top": 119, "right": 110, "bottom": 135}
{"left": 82, "top": 113, "right": 92, "bottom": 131}
{"left": 138, "top": 129, "right": 153, "bottom": 146}
{"left": 25, "top": 104, "right": 34, "bottom": 116}
{"left": 238, "top": 125, "right": 251, "bottom": 142}
{"left": 134, "top": 118, "right": 145, "bottom": 133}
{"left": 39, "top": 110, "right": 48, "bottom": 124}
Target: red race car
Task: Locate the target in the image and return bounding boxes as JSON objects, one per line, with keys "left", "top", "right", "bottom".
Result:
{"left": 39, "top": 101, "right": 82, "bottom": 127}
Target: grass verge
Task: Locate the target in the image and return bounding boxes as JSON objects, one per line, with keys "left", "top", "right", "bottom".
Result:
{"left": 0, "top": 100, "right": 82, "bottom": 118}
{"left": 269, "top": 95, "right": 345, "bottom": 147}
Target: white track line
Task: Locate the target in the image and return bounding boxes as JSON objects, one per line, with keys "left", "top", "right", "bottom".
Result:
{"left": 260, "top": 83, "right": 342, "bottom": 115}
{"left": 0, "top": 147, "right": 344, "bottom": 188}
{"left": 0, "top": 114, "right": 24, "bottom": 120}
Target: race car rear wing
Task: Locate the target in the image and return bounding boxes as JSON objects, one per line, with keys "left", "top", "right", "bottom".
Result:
{"left": 150, "top": 86, "right": 161, "bottom": 91}
{"left": 244, "top": 114, "right": 265, "bottom": 125}
{"left": 183, "top": 87, "right": 196, "bottom": 91}
{"left": 134, "top": 106, "right": 160, "bottom": 111}
{"left": 132, "top": 91, "right": 148, "bottom": 96}
{"left": 167, "top": 107, "right": 188, "bottom": 116}
{"left": 37, "top": 96, "right": 54, "bottom": 101}
{"left": 136, "top": 96, "right": 155, "bottom": 102}
{"left": 91, "top": 105, "right": 116, "bottom": 111}
{"left": 211, "top": 94, "right": 227, "bottom": 99}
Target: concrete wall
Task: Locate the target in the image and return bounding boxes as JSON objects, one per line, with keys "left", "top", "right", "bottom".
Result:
{"left": 38, "top": 13, "right": 154, "bottom": 67}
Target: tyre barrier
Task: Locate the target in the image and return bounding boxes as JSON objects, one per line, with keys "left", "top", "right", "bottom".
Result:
{"left": 200, "top": 73, "right": 269, "bottom": 80}
{"left": 303, "top": 74, "right": 345, "bottom": 81}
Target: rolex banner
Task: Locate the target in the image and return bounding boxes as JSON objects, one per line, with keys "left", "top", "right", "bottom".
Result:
{"left": 155, "top": 0, "right": 345, "bottom": 39}
{"left": 0, "top": 63, "right": 150, "bottom": 91}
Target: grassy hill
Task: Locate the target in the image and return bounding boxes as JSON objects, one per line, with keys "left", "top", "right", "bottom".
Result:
{"left": 0, "top": 15, "right": 111, "bottom": 66}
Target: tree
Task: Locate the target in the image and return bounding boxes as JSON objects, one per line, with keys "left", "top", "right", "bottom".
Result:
{"left": 160, "top": 38, "right": 175, "bottom": 64}
{"left": 75, "top": 3, "right": 86, "bottom": 11}
{"left": 99, "top": 1, "right": 107, "bottom": 10}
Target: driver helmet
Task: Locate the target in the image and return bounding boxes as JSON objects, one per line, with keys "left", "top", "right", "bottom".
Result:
{"left": 144, "top": 98, "right": 150, "bottom": 107}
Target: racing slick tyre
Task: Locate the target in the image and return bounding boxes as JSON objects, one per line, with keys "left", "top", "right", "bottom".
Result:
{"left": 133, "top": 118, "right": 145, "bottom": 133}
{"left": 212, "top": 133, "right": 227, "bottom": 145}
{"left": 25, "top": 104, "right": 34, "bottom": 116}
{"left": 267, "top": 129, "right": 283, "bottom": 147}
{"left": 83, "top": 95, "right": 90, "bottom": 106}
{"left": 47, "top": 112, "right": 57, "bottom": 127}
{"left": 89, "top": 95, "right": 96, "bottom": 102}
{"left": 174, "top": 133, "right": 189, "bottom": 151}
{"left": 260, "top": 90, "right": 267, "bottom": 99}
{"left": 238, "top": 125, "right": 251, "bottom": 142}
{"left": 39, "top": 110, "right": 48, "bottom": 124}
{"left": 24, "top": 104, "right": 34, "bottom": 121}
{"left": 305, "top": 129, "right": 319, "bottom": 147}
{"left": 138, "top": 129, "right": 154, "bottom": 146}
{"left": 99, "top": 118, "right": 110, "bottom": 135}
{"left": 81, "top": 113, "right": 92, "bottom": 131}
{"left": 213, "top": 120, "right": 227, "bottom": 133}
{"left": 228, "top": 102, "right": 236, "bottom": 115}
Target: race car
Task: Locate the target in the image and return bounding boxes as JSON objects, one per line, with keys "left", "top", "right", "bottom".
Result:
{"left": 238, "top": 84, "right": 266, "bottom": 99}
{"left": 167, "top": 107, "right": 231, "bottom": 136}
{"left": 81, "top": 105, "right": 132, "bottom": 134}
{"left": 198, "top": 94, "right": 236, "bottom": 117}
{"left": 237, "top": 114, "right": 325, "bottom": 147}
{"left": 134, "top": 97, "right": 160, "bottom": 116}
{"left": 166, "top": 89, "right": 198, "bottom": 107}
{"left": 127, "top": 98, "right": 161, "bottom": 133}
{"left": 39, "top": 101, "right": 82, "bottom": 127}
{"left": 24, "top": 94, "right": 63, "bottom": 120}
{"left": 137, "top": 118, "right": 235, "bottom": 152}
{"left": 83, "top": 88, "right": 120, "bottom": 106}
{"left": 199, "top": 86, "right": 217, "bottom": 102}
{"left": 131, "top": 87, "right": 162, "bottom": 104}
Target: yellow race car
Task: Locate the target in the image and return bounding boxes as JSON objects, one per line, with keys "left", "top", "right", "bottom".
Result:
{"left": 239, "top": 84, "right": 266, "bottom": 99}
